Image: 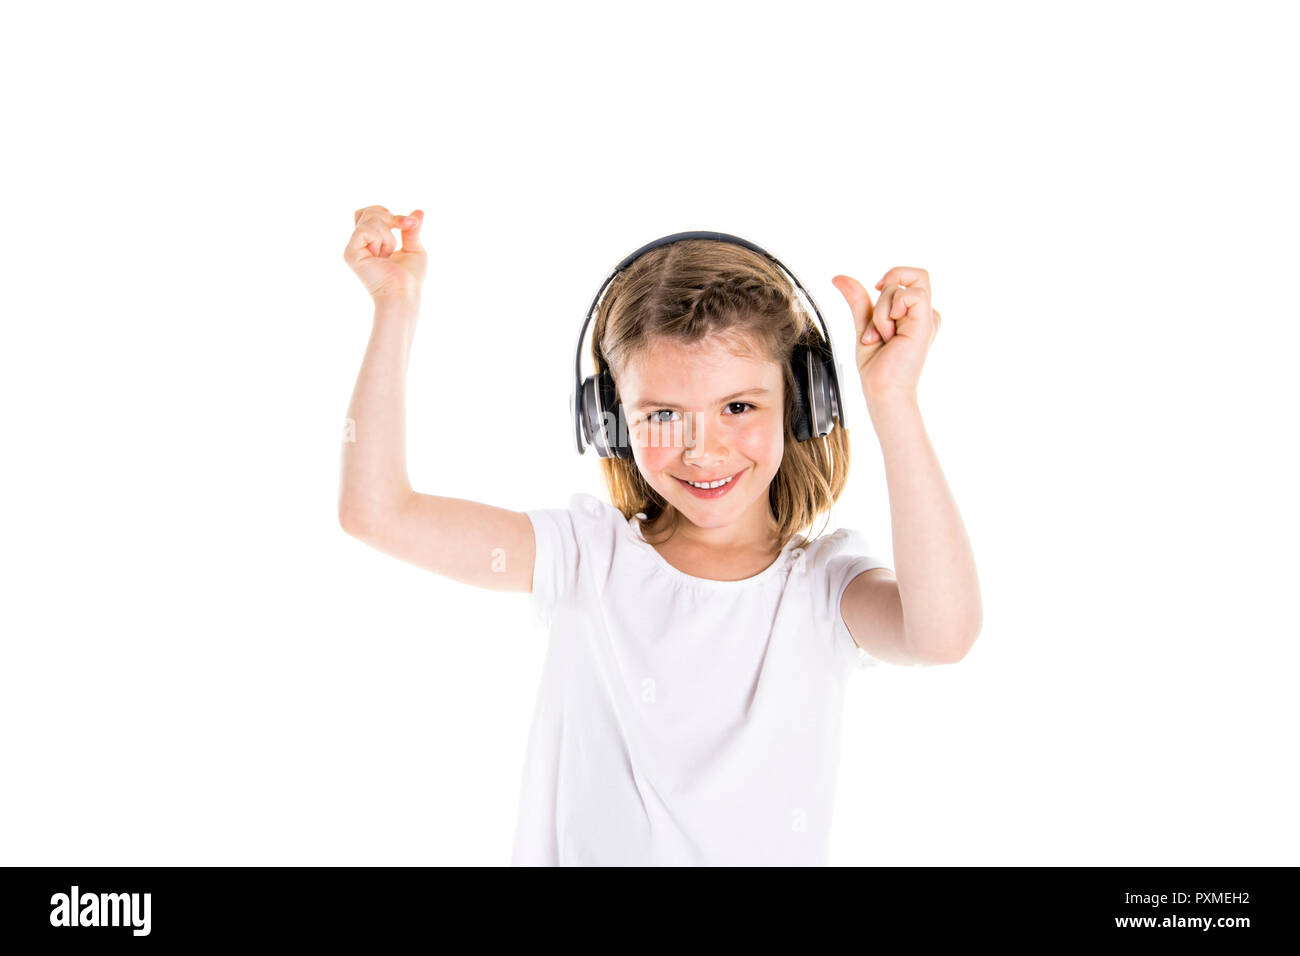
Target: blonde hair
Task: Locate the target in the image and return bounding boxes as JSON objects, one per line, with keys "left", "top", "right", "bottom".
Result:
{"left": 591, "top": 238, "right": 852, "bottom": 552}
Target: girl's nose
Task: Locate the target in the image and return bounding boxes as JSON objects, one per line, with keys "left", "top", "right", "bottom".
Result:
{"left": 683, "top": 413, "right": 727, "bottom": 462}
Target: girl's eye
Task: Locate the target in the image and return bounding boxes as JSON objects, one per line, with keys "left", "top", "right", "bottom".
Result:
{"left": 648, "top": 403, "right": 753, "bottom": 423}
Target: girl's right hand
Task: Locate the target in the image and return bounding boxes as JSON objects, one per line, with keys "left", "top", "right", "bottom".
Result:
{"left": 343, "top": 205, "right": 426, "bottom": 302}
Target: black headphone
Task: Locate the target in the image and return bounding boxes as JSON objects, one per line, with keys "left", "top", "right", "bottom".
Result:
{"left": 574, "top": 231, "right": 848, "bottom": 459}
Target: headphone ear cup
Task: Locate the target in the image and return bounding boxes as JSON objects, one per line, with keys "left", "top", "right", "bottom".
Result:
{"left": 579, "top": 375, "right": 602, "bottom": 454}
{"left": 813, "top": 337, "right": 843, "bottom": 437}
{"left": 596, "top": 368, "right": 632, "bottom": 459}
{"left": 809, "top": 338, "right": 833, "bottom": 439}
{"left": 608, "top": 374, "right": 634, "bottom": 460}
{"left": 791, "top": 337, "right": 842, "bottom": 441}
{"left": 790, "top": 342, "right": 813, "bottom": 442}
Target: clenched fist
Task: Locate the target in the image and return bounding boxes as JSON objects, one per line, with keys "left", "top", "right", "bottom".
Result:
{"left": 832, "top": 267, "right": 943, "bottom": 407}
{"left": 343, "top": 205, "right": 426, "bottom": 302}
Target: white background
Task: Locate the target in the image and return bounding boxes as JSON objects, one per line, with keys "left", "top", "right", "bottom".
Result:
{"left": 2, "top": 0, "right": 1296, "bottom": 866}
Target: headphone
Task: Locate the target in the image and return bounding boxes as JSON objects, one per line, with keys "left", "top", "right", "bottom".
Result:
{"left": 574, "top": 231, "right": 848, "bottom": 459}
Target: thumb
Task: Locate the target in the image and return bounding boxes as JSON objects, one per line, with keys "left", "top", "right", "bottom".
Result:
{"left": 831, "top": 275, "right": 874, "bottom": 345}
{"left": 399, "top": 209, "right": 425, "bottom": 253}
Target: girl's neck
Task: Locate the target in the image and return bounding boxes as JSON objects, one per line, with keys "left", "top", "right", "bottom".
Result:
{"left": 643, "top": 506, "right": 781, "bottom": 557}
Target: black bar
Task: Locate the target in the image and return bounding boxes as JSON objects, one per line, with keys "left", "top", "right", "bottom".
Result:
{"left": 0, "top": 866, "right": 1288, "bottom": 945}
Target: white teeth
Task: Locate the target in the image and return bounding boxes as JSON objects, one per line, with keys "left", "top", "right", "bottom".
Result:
{"left": 686, "top": 475, "right": 734, "bottom": 489}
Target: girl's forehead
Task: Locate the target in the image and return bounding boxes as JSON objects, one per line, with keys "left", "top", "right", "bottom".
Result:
{"left": 624, "top": 334, "right": 773, "bottom": 377}
{"left": 619, "top": 337, "right": 782, "bottom": 403}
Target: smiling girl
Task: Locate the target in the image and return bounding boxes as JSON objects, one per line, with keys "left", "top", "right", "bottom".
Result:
{"left": 338, "top": 206, "right": 982, "bottom": 866}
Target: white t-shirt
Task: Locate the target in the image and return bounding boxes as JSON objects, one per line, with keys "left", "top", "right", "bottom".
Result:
{"left": 513, "top": 492, "right": 890, "bottom": 866}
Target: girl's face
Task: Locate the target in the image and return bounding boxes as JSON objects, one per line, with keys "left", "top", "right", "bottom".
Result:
{"left": 618, "top": 333, "right": 785, "bottom": 541}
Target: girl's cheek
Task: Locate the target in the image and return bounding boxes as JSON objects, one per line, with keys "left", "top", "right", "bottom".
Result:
{"left": 632, "top": 419, "right": 688, "bottom": 450}
{"left": 737, "top": 419, "right": 782, "bottom": 453}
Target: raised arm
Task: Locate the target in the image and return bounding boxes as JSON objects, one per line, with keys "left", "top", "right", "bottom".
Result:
{"left": 337, "top": 205, "right": 535, "bottom": 593}
{"left": 832, "top": 268, "right": 983, "bottom": 665}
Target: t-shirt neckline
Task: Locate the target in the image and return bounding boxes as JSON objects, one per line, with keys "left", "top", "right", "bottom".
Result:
{"left": 625, "top": 513, "right": 805, "bottom": 591}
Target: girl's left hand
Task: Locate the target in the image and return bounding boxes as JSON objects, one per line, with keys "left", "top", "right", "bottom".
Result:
{"left": 831, "top": 267, "right": 942, "bottom": 405}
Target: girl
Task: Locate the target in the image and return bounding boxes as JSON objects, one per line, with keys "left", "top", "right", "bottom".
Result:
{"left": 338, "top": 205, "right": 982, "bottom": 866}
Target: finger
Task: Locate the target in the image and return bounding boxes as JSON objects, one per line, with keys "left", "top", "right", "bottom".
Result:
{"left": 891, "top": 284, "right": 926, "bottom": 320}
{"left": 345, "top": 225, "right": 384, "bottom": 264}
{"left": 830, "top": 275, "right": 875, "bottom": 345}
{"left": 384, "top": 208, "right": 426, "bottom": 254}
{"left": 399, "top": 209, "right": 425, "bottom": 254}
{"left": 355, "top": 204, "right": 391, "bottom": 226}
{"left": 345, "top": 218, "right": 401, "bottom": 261}
{"left": 874, "top": 267, "right": 931, "bottom": 296}
{"left": 355, "top": 207, "right": 405, "bottom": 257}
{"left": 874, "top": 284, "right": 901, "bottom": 340}
{"left": 375, "top": 219, "right": 400, "bottom": 257}
{"left": 875, "top": 266, "right": 930, "bottom": 295}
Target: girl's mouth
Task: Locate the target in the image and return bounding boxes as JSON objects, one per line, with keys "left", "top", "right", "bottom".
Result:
{"left": 675, "top": 467, "right": 745, "bottom": 500}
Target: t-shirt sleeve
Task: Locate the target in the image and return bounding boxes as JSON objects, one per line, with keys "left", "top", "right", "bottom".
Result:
{"left": 524, "top": 505, "right": 581, "bottom": 629}
{"left": 819, "top": 529, "right": 893, "bottom": 674}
